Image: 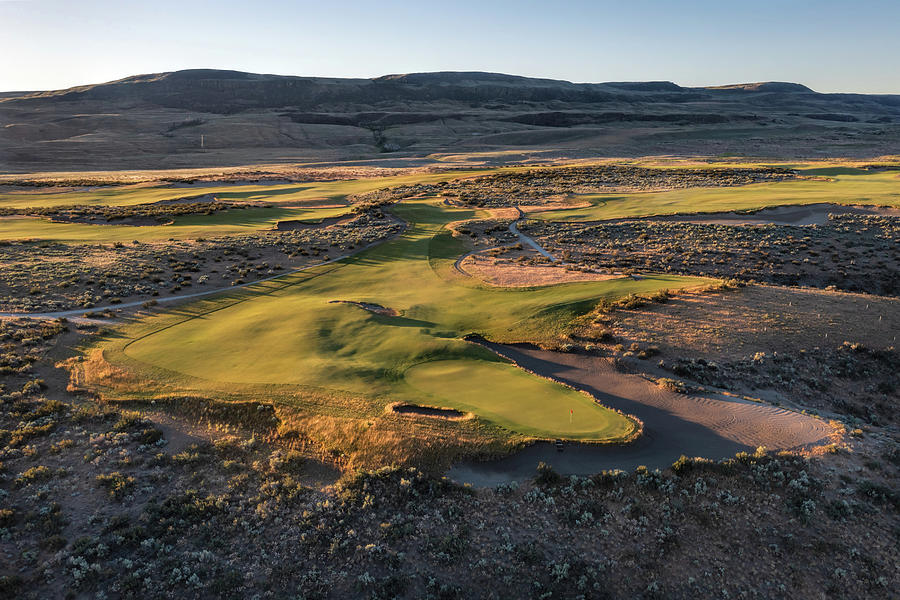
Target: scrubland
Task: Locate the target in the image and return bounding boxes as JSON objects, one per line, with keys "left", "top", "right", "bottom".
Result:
{"left": 0, "top": 159, "right": 897, "bottom": 598}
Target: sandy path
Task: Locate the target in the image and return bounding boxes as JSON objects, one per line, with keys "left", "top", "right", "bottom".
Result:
{"left": 452, "top": 205, "right": 564, "bottom": 281}
{"left": 509, "top": 207, "right": 559, "bottom": 260}
{"left": 449, "top": 342, "right": 832, "bottom": 485}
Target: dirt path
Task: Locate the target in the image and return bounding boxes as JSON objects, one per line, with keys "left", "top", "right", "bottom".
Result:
{"left": 449, "top": 342, "right": 833, "bottom": 485}
{"left": 509, "top": 207, "right": 559, "bottom": 261}
{"left": 452, "top": 205, "right": 562, "bottom": 279}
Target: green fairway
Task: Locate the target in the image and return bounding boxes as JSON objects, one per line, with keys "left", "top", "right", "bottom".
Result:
{"left": 102, "top": 198, "right": 708, "bottom": 441}
{"left": 0, "top": 205, "right": 352, "bottom": 243}
{"left": 0, "top": 168, "right": 508, "bottom": 243}
{"left": 0, "top": 169, "right": 501, "bottom": 210}
{"left": 535, "top": 170, "right": 900, "bottom": 222}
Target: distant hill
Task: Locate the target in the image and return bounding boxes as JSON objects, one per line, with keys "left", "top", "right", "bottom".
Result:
{"left": 705, "top": 82, "right": 814, "bottom": 93}
{"left": 1, "top": 69, "right": 898, "bottom": 171}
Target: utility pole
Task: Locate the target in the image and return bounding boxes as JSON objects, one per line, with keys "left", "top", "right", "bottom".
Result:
{"left": 200, "top": 134, "right": 205, "bottom": 149}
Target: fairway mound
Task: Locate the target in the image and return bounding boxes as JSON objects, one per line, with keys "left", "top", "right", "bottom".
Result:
{"left": 459, "top": 253, "right": 622, "bottom": 287}
{"left": 599, "top": 203, "right": 900, "bottom": 226}
{"left": 328, "top": 300, "right": 399, "bottom": 316}
{"left": 389, "top": 402, "right": 469, "bottom": 419}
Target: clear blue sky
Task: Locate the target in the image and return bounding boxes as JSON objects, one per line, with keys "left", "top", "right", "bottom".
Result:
{"left": 2, "top": 0, "right": 899, "bottom": 93}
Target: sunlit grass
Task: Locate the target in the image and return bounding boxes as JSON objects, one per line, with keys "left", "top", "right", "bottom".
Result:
{"left": 534, "top": 170, "right": 900, "bottom": 221}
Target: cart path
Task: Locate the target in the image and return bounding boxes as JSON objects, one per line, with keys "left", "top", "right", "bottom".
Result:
{"left": 510, "top": 207, "right": 559, "bottom": 261}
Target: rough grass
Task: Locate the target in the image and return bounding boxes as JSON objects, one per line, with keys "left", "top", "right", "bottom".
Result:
{"left": 537, "top": 170, "right": 900, "bottom": 221}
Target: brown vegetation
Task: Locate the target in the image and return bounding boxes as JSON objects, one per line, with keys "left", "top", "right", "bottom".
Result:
{"left": 526, "top": 214, "right": 900, "bottom": 295}
{"left": 0, "top": 212, "right": 401, "bottom": 313}
{"left": 0, "top": 316, "right": 895, "bottom": 598}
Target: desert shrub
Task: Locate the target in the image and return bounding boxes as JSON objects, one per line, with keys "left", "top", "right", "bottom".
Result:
{"left": 171, "top": 450, "right": 204, "bottom": 465}
{"left": 637, "top": 346, "right": 660, "bottom": 360}
{"left": 96, "top": 472, "right": 135, "bottom": 500}
{"left": 21, "top": 379, "right": 47, "bottom": 395}
{"left": 0, "top": 576, "right": 23, "bottom": 597}
{"left": 50, "top": 439, "right": 75, "bottom": 454}
{"left": 616, "top": 294, "right": 647, "bottom": 310}
{"left": 113, "top": 413, "right": 145, "bottom": 431}
{"left": 649, "top": 289, "right": 671, "bottom": 303}
{"left": 138, "top": 427, "right": 163, "bottom": 445}
{"left": 339, "top": 466, "right": 460, "bottom": 506}
{"left": 41, "top": 535, "right": 68, "bottom": 551}
{"left": 270, "top": 449, "right": 305, "bottom": 474}
{"left": 535, "top": 462, "right": 563, "bottom": 486}
{"left": 658, "top": 378, "right": 688, "bottom": 393}
{"left": 856, "top": 480, "right": 900, "bottom": 510}
{"left": 148, "top": 490, "right": 227, "bottom": 525}
{"left": 0, "top": 508, "right": 15, "bottom": 527}
{"left": 15, "top": 465, "right": 53, "bottom": 486}
{"left": 824, "top": 499, "right": 854, "bottom": 520}
{"left": 671, "top": 455, "right": 714, "bottom": 476}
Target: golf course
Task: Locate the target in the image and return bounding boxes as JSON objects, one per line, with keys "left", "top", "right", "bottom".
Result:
{"left": 87, "top": 198, "right": 708, "bottom": 442}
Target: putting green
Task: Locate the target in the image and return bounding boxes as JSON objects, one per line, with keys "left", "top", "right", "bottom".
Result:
{"left": 404, "top": 360, "right": 631, "bottom": 440}
{"left": 536, "top": 170, "right": 900, "bottom": 221}
{"left": 107, "top": 199, "right": 708, "bottom": 440}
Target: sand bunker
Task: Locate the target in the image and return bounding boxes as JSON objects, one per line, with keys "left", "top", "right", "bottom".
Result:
{"left": 328, "top": 300, "right": 398, "bottom": 316}
{"left": 459, "top": 254, "right": 622, "bottom": 287}
{"left": 390, "top": 403, "right": 468, "bottom": 419}
{"left": 450, "top": 342, "right": 833, "bottom": 485}
{"left": 604, "top": 203, "right": 900, "bottom": 226}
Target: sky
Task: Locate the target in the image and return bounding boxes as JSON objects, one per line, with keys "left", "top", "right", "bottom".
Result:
{"left": 2, "top": 0, "right": 899, "bottom": 94}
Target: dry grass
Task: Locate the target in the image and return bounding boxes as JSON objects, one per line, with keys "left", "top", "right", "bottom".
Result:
{"left": 460, "top": 254, "right": 623, "bottom": 287}
{"left": 67, "top": 343, "right": 520, "bottom": 473}
{"left": 600, "top": 284, "right": 900, "bottom": 360}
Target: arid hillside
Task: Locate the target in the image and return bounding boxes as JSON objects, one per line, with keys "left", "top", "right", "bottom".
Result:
{"left": 2, "top": 69, "right": 899, "bottom": 171}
